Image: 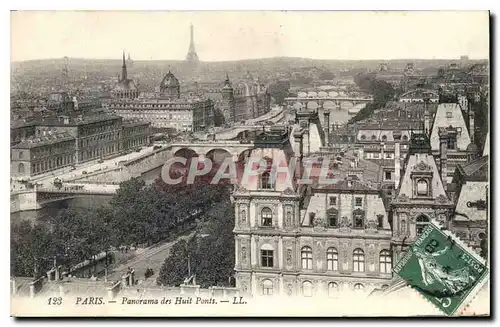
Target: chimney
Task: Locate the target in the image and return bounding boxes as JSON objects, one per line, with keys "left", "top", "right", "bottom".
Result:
{"left": 439, "top": 128, "right": 449, "bottom": 190}
{"left": 323, "top": 110, "right": 330, "bottom": 146}
{"left": 424, "top": 112, "right": 430, "bottom": 135}
{"left": 357, "top": 147, "right": 364, "bottom": 160}
{"left": 393, "top": 131, "right": 402, "bottom": 190}
{"left": 469, "top": 111, "right": 475, "bottom": 142}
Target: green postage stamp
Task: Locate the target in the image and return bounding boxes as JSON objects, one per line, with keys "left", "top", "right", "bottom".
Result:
{"left": 393, "top": 220, "right": 489, "bottom": 316}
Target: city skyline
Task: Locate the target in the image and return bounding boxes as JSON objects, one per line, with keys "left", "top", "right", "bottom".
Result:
{"left": 11, "top": 11, "right": 489, "bottom": 62}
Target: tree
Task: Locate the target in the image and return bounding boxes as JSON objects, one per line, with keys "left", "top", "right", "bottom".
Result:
{"left": 156, "top": 191, "right": 235, "bottom": 288}
{"left": 348, "top": 73, "right": 395, "bottom": 124}
{"left": 319, "top": 71, "right": 335, "bottom": 81}
{"left": 11, "top": 220, "right": 55, "bottom": 278}
{"left": 268, "top": 80, "right": 291, "bottom": 105}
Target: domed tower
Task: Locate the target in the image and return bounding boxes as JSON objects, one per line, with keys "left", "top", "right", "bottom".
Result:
{"left": 159, "top": 70, "right": 180, "bottom": 98}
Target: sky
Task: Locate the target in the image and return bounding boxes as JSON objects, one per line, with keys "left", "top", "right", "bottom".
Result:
{"left": 10, "top": 11, "right": 490, "bottom": 62}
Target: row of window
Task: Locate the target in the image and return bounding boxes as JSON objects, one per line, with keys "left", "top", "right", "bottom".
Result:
{"left": 260, "top": 248, "right": 392, "bottom": 273}
{"left": 118, "top": 112, "right": 193, "bottom": 121}
{"left": 30, "top": 142, "right": 74, "bottom": 158}
{"left": 328, "top": 196, "right": 364, "bottom": 207}
{"left": 80, "top": 123, "right": 119, "bottom": 137}
{"left": 257, "top": 207, "right": 383, "bottom": 229}
{"left": 360, "top": 135, "right": 410, "bottom": 141}
{"left": 18, "top": 154, "right": 76, "bottom": 175}
{"left": 80, "top": 145, "right": 117, "bottom": 161}
{"left": 262, "top": 280, "right": 369, "bottom": 297}
{"left": 78, "top": 133, "right": 117, "bottom": 148}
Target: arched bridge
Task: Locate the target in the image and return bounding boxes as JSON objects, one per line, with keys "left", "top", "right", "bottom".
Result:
{"left": 284, "top": 96, "right": 373, "bottom": 111}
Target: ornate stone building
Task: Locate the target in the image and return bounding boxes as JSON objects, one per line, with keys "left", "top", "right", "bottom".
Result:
{"left": 107, "top": 70, "right": 214, "bottom": 132}
{"left": 390, "top": 133, "right": 455, "bottom": 263}
{"left": 216, "top": 75, "right": 271, "bottom": 124}
{"left": 35, "top": 114, "right": 123, "bottom": 164}
{"left": 233, "top": 127, "right": 393, "bottom": 298}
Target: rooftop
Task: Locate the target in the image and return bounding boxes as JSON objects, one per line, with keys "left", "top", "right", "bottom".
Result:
{"left": 38, "top": 114, "right": 122, "bottom": 127}
{"left": 408, "top": 133, "right": 432, "bottom": 155}
{"left": 458, "top": 155, "right": 488, "bottom": 181}
{"left": 12, "top": 132, "right": 75, "bottom": 149}
{"left": 123, "top": 120, "right": 150, "bottom": 128}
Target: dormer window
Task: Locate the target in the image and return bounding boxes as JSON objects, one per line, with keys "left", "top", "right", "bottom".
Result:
{"left": 416, "top": 179, "right": 429, "bottom": 196}
{"left": 371, "top": 135, "right": 377, "bottom": 141}
{"left": 260, "top": 171, "right": 273, "bottom": 189}
{"left": 381, "top": 135, "right": 387, "bottom": 141}
{"left": 446, "top": 112, "right": 452, "bottom": 118}
{"left": 402, "top": 135, "right": 408, "bottom": 142}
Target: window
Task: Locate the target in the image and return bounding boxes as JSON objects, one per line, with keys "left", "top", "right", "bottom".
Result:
{"left": 19, "top": 151, "right": 24, "bottom": 159}
{"left": 373, "top": 153, "right": 380, "bottom": 159}
{"left": 18, "top": 163, "right": 25, "bottom": 174}
{"left": 327, "top": 248, "right": 338, "bottom": 271}
{"left": 385, "top": 171, "right": 392, "bottom": 180}
{"left": 328, "top": 282, "right": 339, "bottom": 297}
{"left": 260, "top": 171, "right": 273, "bottom": 189}
{"left": 352, "top": 208, "right": 365, "bottom": 228}
{"left": 353, "top": 283, "right": 365, "bottom": 291}
{"left": 379, "top": 250, "right": 392, "bottom": 273}
{"left": 377, "top": 215, "right": 384, "bottom": 228}
{"left": 385, "top": 153, "right": 391, "bottom": 159}
{"left": 327, "top": 208, "right": 338, "bottom": 227}
{"left": 329, "top": 196, "right": 337, "bottom": 206}
{"left": 353, "top": 249, "right": 365, "bottom": 272}
{"left": 401, "top": 219, "right": 406, "bottom": 234}
{"left": 261, "top": 208, "right": 273, "bottom": 226}
{"left": 261, "top": 250, "right": 274, "bottom": 267}
{"left": 301, "top": 246, "right": 313, "bottom": 270}
{"left": 262, "top": 279, "right": 273, "bottom": 295}
{"left": 416, "top": 179, "right": 429, "bottom": 196}
{"left": 416, "top": 215, "right": 430, "bottom": 236}
{"left": 353, "top": 213, "right": 364, "bottom": 228}
{"left": 309, "top": 212, "right": 316, "bottom": 225}
{"left": 447, "top": 136, "right": 457, "bottom": 150}
{"left": 302, "top": 281, "right": 313, "bottom": 297}
{"left": 355, "top": 197, "right": 363, "bottom": 207}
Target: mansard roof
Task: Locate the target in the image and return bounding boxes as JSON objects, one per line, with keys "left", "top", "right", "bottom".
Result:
{"left": 457, "top": 155, "right": 488, "bottom": 182}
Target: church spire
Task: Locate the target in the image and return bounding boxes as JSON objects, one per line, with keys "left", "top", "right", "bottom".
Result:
{"left": 121, "top": 50, "right": 127, "bottom": 82}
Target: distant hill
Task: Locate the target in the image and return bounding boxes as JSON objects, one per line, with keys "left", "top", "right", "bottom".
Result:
{"left": 12, "top": 56, "right": 488, "bottom": 72}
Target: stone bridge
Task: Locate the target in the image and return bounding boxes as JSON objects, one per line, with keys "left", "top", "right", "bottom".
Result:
{"left": 284, "top": 96, "right": 373, "bottom": 110}
{"left": 11, "top": 183, "right": 119, "bottom": 213}
{"left": 65, "top": 141, "right": 255, "bottom": 185}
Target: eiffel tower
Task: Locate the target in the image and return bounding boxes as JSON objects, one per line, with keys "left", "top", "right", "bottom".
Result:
{"left": 185, "top": 24, "right": 199, "bottom": 62}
